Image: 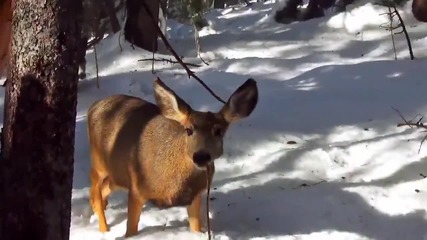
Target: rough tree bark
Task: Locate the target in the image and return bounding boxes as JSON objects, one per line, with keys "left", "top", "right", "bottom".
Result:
{"left": 214, "top": 0, "right": 240, "bottom": 8}
{"left": 274, "top": 0, "right": 302, "bottom": 23}
{"left": 103, "top": 0, "right": 121, "bottom": 33}
{"left": 335, "top": 0, "right": 355, "bottom": 12}
{"left": 0, "top": 0, "right": 83, "bottom": 239}
{"left": 0, "top": 0, "right": 12, "bottom": 76}
{"left": 213, "top": 0, "right": 227, "bottom": 8}
{"left": 412, "top": 0, "right": 427, "bottom": 22}
{"left": 302, "top": 0, "right": 333, "bottom": 21}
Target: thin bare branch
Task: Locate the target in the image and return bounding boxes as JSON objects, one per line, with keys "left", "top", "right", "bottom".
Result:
{"left": 87, "top": 36, "right": 103, "bottom": 49}
{"left": 192, "top": 21, "right": 209, "bottom": 66}
{"left": 292, "top": 180, "right": 327, "bottom": 190}
{"left": 139, "top": 0, "right": 226, "bottom": 104}
{"left": 419, "top": 135, "right": 427, "bottom": 154}
{"left": 392, "top": 107, "right": 417, "bottom": 127}
{"left": 152, "top": 41, "right": 155, "bottom": 74}
{"left": 394, "top": 23, "right": 403, "bottom": 28}
{"left": 393, "top": 107, "right": 427, "bottom": 153}
{"left": 379, "top": 4, "right": 414, "bottom": 59}
{"left": 391, "top": 4, "right": 414, "bottom": 59}
{"left": 94, "top": 45, "right": 100, "bottom": 89}
{"left": 397, "top": 122, "right": 427, "bottom": 128}
{"left": 118, "top": 30, "right": 123, "bottom": 52}
{"left": 388, "top": 6, "right": 397, "bottom": 60}
{"left": 138, "top": 57, "right": 202, "bottom": 67}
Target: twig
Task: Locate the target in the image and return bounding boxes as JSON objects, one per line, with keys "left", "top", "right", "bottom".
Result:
{"left": 121, "top": 0, "right": 127, "bottom": 29}
{"left": 94, "top": 45, "right": 100, "bottom": 89}
{"left": 192, "top": 21, "right": 209, "bottom": 66}
{"left": 206, "top": 165, "right": 212, "bottom": 240}
{"left": 152, "top": 41, "right": 155, "bottom": 73}
{"left": 393, "top": 107, "right": 427, "bottom": 153}
{"left": 118, "top": 30, "right": 123, "bottom": 52}
{"left": 392, "top": 107, "right": 421, "bottom": 128}
{"left": 121, "top": 0, "right": 127, "bottom": 21}
{"left": 138, "top": 57, "right": 202, "bottom": 67}
{"left": 391, "top": 5, "right": 414, "bottom": 60}
{"left": 387, "top": 6, "right": 397, "bottom": 60}
{"left": 87, "top": 36, "right": 103, "bottom": 49}
{"left": 139, "top": 0, "right": 226, "bottom": 104}
{"left": 291, "top": 180, "right": 326, "bottom": 190}
{"left": 89, "top": 3, "right": 103, "bottom": 89}
{"left": 420, "top": 135, "right": 427, "bottom": 154}
{"left": 396, "top": 121, "right": 426, "bottom": 128}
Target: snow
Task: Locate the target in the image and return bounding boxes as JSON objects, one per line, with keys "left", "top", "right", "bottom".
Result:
{"left": 71, "top": 1, "right": 427, "bottom": 239}
{"left": 4, "top": 0, "right": 427, "bottom": 239}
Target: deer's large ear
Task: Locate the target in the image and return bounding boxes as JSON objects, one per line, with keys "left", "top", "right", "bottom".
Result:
{"left": 219, "top": 78, "right": 258, "bottom": 123}
{"left": 153, "top": 78, "right": 192, "bottom": 124}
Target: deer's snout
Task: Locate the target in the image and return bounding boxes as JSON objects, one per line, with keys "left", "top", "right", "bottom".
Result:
{"left": 192, "top": 151, "right": 212, "bottom": 167}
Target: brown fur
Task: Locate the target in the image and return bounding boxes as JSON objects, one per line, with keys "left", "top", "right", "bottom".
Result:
{"left": 87, "top": 77, "right": 258, "bottom": 237}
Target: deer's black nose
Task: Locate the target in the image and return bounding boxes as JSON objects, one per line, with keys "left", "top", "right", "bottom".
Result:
{"left": 193, "top": 151, "right": 212, "bottom": 167}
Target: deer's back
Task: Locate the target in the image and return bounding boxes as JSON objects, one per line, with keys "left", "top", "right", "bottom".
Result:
{"left": 87, "top": 94, "right": 162, "bottom": 188}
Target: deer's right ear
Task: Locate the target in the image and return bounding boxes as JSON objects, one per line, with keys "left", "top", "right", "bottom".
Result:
{"left": 153, "top": 78, "right": 192, "bottom": 124}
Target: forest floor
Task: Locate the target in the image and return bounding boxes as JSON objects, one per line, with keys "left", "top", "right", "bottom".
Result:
{"left": 33, "top": 0, "right": 427, "bottom": 239}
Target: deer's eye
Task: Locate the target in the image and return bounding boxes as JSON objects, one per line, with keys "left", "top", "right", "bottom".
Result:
{"left": 212, "top": 125, "right": 223, "bottom": 137}
{"left": 185, "top": 127, "right": 194, "bottom": 136}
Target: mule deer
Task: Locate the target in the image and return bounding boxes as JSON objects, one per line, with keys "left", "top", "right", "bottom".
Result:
{"left": 87, "top": 77, "right": 258, "bottom": 237}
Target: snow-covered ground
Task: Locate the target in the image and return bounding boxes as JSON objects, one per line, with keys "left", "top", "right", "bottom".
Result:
{"left": 36, "top": 0, "right": 427, "bottom": 239}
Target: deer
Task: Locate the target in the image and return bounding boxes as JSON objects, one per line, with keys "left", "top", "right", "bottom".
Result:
{"left": 87, "top": 77, "right": 259, "bottom": 237}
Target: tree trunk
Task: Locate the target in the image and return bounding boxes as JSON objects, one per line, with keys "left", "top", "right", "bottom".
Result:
{"left": 274, "top": 0, "right": 302, "bottom": 23}
{"left": 103, "top": 0, "right": 121, "bottom": 33}
{"left": 0, "top": 0, "right": 84, "bottom": 239}
{"left": 0, "top": 0, "right": 12, "bottom": 76}
{"left": 412, "top": 0, "right": 427, "bottom": 22}
{"left": 124, "top": 0, "right": 160, "bottom": 52}
{"left": 214, "top": 0, "right": 227, "bottom": 8}
{"left": 302, "top": 0, "right": 324, "bottom": 21}
{"left": 335, "top": 0, "right": 355, "bottom": 12}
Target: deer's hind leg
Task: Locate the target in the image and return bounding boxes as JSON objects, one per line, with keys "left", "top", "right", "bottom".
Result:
{"left": 90, "top": 168, "right": 110, "bottom": 232}
{"left": 89, "top": 145, "right": 110, "bottom": 232}
{"left": 100, "top": 177, "right": 113, "bottom": 210}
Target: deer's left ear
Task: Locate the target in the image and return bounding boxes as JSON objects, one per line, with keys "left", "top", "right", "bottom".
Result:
{"left": 219, "top": 78, "right": 259, "bottom": 123}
